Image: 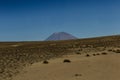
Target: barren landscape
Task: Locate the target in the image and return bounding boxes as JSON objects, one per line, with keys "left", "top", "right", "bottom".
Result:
{"left": 0, "top": 35, "right": 120, "bottom": 80}
{"left": 13, "top": 53, "right": 120, "bottom": 80}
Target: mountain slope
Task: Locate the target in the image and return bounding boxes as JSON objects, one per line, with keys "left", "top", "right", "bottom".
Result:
{"left": 45, "top": 32, "right": 78, "bottom": 41}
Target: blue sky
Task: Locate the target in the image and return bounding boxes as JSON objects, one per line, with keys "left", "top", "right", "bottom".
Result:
{"left": 0, "top": 0, "right": 120, "bottom": 41}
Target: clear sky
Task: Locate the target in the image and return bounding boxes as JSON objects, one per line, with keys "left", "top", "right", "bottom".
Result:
{"left": 0, "top": 0, "right": 120, "bottom": 41}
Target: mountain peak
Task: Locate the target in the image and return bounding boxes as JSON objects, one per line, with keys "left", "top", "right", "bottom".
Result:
{"left": 45, "top": 32, "right": 78, "bottom": 41}
{"left": 53, "top": 32, "right": 66, "bottom": 34}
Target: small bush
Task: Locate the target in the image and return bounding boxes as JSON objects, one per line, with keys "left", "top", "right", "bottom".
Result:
{"left": 43, "top": 60, "right": 49, "bottom": 64}
{"left": 63, "top": 59, "right": 71, "bottom": 63}
{"left": 115, "top": 49, "right": 120, "bottom": 53}
{"left": 75, "top": 74, "right": 82, "bottom": 77}
{"left": 76, "top": 52, "right": 81, "bottom": 55}
{"left": 101, "top": 52, "right": 107, "bottom": 55}
{"left": 93, "top": 54, "right": 96, "bottom": 56}
{"left": 108, "top": 49, "right": 112, "bottom": 52}
{"left": 86, "top": 54, "right": 90, "bottom": 57}
{"left": 113, "top": 50, "right": 116, "bottom": 52}
{"left": 96, "top": 53, "right": 100, "bottom": 55}
{"left": 78, "top": 49, "right": 82, "bottom": 51}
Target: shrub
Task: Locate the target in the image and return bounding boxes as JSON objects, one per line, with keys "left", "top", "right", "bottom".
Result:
{"left": 78, "top": 49, "right": 82, "bottom": 51}
{"left": 63, "top": 59, "right": 71, "bottom": 63}
{"left": 115, "top": 49, "right": 120, "bottom": 53}
{"left": 43, "top": 60, "right": 49, "bottom": 64}
{"left": 76, "top": 52, "right": 81, "bottom": 55}
{"left": 75, "top": 74, "right": 82, "bottom": 77}
{"left": 86, "top": 54, "right": 90, "bottom": 57}
{"left": 101, "top": 52, "right": 107, "bottom": 55}
{"left": 96, "top": 53, "right": 100, "bottom": 55}
{"left": 108, "top": 49, "right": 112, "bottom": 52}
{"left": 93, "top": 54, "right": 96, "bottom": 56}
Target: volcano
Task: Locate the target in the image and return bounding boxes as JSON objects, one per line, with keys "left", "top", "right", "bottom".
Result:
{"left": 45, "top": 32, "right": 78, "bottom": 41}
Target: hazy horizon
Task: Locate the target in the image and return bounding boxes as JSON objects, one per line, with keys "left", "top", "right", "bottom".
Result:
{"left": 0, "top": 0, "right": 120, "bottom": 41}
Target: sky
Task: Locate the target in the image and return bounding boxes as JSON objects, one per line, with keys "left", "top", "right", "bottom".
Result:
{"left": 0, "top": 0, "right": 120, "bottom": 41}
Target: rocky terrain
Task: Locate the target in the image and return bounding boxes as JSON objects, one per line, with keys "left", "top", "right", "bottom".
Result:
{"left": 0, "top": 35, "right": 120, "bottom": 80}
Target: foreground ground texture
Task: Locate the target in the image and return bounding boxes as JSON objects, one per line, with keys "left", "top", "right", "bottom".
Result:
{"left": 13, "top": 53, "right": 120, "bottom": 80}
{"left": 0, "top": 35, "right": 120, "bottom": 80}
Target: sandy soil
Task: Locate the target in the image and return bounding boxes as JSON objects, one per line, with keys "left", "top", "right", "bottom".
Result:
{"left": 12, "top": 53, "right": 120, "bottom": 80}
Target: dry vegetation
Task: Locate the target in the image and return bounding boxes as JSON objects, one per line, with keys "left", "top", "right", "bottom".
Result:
{"left": 0, "top": 35, "right": 120, "bottom": 80}
{"left": 63, "top": 59, "right": 71, "bottom": 63}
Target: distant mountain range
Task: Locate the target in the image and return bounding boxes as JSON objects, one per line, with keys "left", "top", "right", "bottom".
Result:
{"left": 45, "top": 32, "right": 78, "bottom": 41}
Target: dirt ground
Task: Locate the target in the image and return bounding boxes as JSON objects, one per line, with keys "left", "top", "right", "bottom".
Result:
{"left": 12, "top": 53, "right": 120, "bottom": 80}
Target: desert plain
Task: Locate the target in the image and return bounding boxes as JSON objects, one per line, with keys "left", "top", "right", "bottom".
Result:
{"left": 0, "top": 35, "right": 120, "bottom": 80}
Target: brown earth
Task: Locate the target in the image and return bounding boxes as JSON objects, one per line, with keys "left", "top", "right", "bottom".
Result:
{"left": 0, "top": 35, "right": 120, "bottom": 80}
{"left": 13, "top": 53, "right": 120, "bottom": 80}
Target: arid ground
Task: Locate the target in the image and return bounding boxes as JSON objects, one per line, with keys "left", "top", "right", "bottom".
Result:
{"left": 0, "top": 35, "right": 120, "bottom": 80}
{"left": 13, "top": 53, "right": 120, "bottom": 80}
